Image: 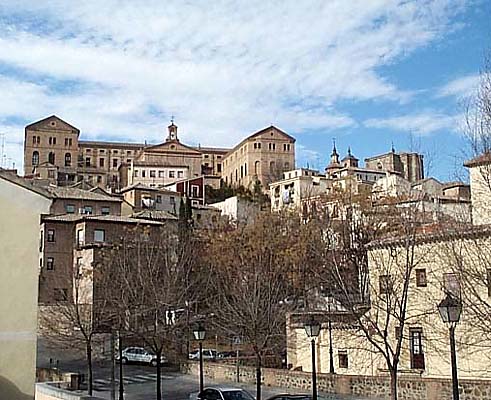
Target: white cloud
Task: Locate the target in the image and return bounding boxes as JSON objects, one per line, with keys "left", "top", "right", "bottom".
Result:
{"left": 0, "top": 0, "right": 469, "bottom": 171}
{"left": 437, "top": 74, "right": 480, "bottom": 99}
{"left": 364, "top": 112, "right": 458, "bottom": 135}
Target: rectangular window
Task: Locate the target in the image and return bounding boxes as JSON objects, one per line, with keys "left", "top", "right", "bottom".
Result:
{"left": 217, "top": 163, "right": 222, "bottom": 173}
{"left": 65, "top": 138, "right": 69, "bottom": 146}
{"left": 83, "top": 206, "right": 93, "bottom": 215}
{"left": 99, "top": 158, "right": 105, "bottom": 167}
{"left": 156, "top": 195, "right": 162, "bottom": 204}
{"left": 101, "top": 207, "right": 110, "bottom": 215}
{"left": 66, "top": 204, "right": 75, "bottom": 214}
{"left": 410, "top": 328, "right": 425, "bottom": 370}
{"left": 47, "top": 257, "right": 54, "bottom": 270}
{"left": 47, "top": 229, "right": 55, "bottom": 242}
{"left": 113, "top": 159, "right": 118, "bottom": 168}
{"left": 169, "top": 171, "right": 175, "bottom": 178}
{"left": 142, "top": 170, "right": 146, "bottom": 178}
{"left": 158, "top": 171, "right": 165, "bottom": 178}
{"left": 178, "top": 171, "right": 184, "bottom": 178}
{"left": 77, "top": 229, "right": 84, "bottom": 246}
{"left": 94, "top": 229, "right": 105, "bottom": 243}
{"left": 134, "top": 170, "right": 139, "bottom": 177}
{"left": 416, "top": 269, "right": 427, "bottom": 287}
{"left": 191, "top": 185, "right": 199, "bottom": 198}
{"left": 443, "top": 273, "right": 461, "bottom": 297}
{"left": 85, "top": 157, "right": 91, "bottom": 167}
{"left": 338, "top": 351, "right": 348, "bottom": 368}
{"left": 379, "top": 275, "right": 391, "bottom": 295}
{"left": 150, "top": 170, "right": 156, "bottom": 178}
{"left": 76, "top": 257, "right": 83, "bottom": 278}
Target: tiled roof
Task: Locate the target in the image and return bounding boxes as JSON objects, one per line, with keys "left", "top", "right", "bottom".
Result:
{"left": 46, "top": 186, "right": 122, "bottom": 202}
{"left": 464, "top": 152, "right": 491, "bottom": 168}
{"left": 42, "top": 214, "right": 164, "bottom": 225}
{"left": 79, "top": 140, "right": 145, "bottom": 148}
{"left": 132, "top": 210, "right": 178, "bottom": 220}
{"left": 0, "top": 168, "right": 52, "bottom": 199}
{"left": 120, "top": 183, "right": 180, "bottom": 195}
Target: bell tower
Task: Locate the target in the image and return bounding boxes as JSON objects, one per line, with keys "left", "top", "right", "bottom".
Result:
{"left": 166, "top": 117, "right": 179, "bottom": 142}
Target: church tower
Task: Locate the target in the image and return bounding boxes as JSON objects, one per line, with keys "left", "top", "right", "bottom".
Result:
{"left": 166, "top": 118, "right": 179, "bottom": 142}
{"left": 325, "top": 139, "right": 342, "bottom": 177}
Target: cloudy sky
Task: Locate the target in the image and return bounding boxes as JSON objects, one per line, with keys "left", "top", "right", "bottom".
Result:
{"left": 0, "top": 0, "right": 489, "bottom": 180}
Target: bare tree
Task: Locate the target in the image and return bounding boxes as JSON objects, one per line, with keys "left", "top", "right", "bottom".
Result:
{"left": 308, "top": 194, "right": 434, "bottom": 400}
{"left": 204, "top": 212, "right": 310, "bottom": 400}
{"left": 101, "top": 222, "right": 207, "bottom": 400}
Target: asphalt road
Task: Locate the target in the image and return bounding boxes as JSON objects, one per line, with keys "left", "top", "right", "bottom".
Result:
{"left": 37, "top": 337, "right": 369, "bottom": 400}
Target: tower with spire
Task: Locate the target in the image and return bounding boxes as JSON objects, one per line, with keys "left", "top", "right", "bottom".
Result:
{"left": 342, "top": 147, "right": 359, "bottom": 168}
{"left": 325, "top": 139, "right": 342, "bottom": 177}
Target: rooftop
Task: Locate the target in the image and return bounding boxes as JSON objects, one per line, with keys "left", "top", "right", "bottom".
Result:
{"left": 46, "top": 186, "right": 122, "bottom": 202}
{"left": 42, "top": 214, "right": 165, "bottom": 225}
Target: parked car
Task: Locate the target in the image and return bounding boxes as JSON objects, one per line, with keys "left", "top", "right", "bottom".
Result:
{"left": 190, "top": 387, "right": 255, "bottom": 400}
{"left": 116, "top": 346, "right": 167, "bottom": 366}
{"left": 266, "top": 395, "right": 312, "bottom": 400}
{"left": 189, "top": 348, "right": 218, "bottom": 360}
{"left": 217, "top": 350, "right": 239, "bottom": 359}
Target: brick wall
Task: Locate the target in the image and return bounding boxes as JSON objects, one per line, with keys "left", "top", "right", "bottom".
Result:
{"left": 182, "top": 362, "right": 491, "bottom": 400}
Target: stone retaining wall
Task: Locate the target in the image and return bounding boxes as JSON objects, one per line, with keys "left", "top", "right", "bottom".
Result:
{"left": 182, "top": 362, "right": 491, "bottom": 400}
{"left": 35, "top": 382, "right": 105, "bottom": 400}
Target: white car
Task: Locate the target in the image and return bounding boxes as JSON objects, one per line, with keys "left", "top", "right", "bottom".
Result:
{"left": 190, "top": 387, "right": 255, "bottom": 400}
{"left": 116, "top": 346, "right": 167, "bottom": 366}
{"left": 189, "top": 348, "right": 218, "bottom": 360}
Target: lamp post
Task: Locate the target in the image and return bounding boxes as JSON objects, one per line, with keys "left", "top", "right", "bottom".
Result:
{"left": 304, "top": 316, "right": 321, "bottom": 400}
{"left": 193, "top": 323, "right": 206, "bottom": 393}
{"left": 437, "top": 293, "right": 462, "bottom": 400}
{"left": 327, "top": 296, "right": 335, "bottom": 374}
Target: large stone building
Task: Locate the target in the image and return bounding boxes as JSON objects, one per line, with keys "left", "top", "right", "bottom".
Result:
{"left": 222, "top": 126, "right": 295, "bottom": 190}
{"left": 364, "top": 147, "right": 424, "bottom": 183}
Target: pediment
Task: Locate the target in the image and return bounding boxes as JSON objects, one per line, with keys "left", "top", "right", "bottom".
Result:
{"left": 26, "top": 115, "right": 80, "bottom": 133}
{"left": 144, "top": 140, "right": 202, "bottom": 155}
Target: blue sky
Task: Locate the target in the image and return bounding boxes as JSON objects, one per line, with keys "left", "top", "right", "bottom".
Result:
{"left": 0, "top": 0, "right": 489, "bottom": 181}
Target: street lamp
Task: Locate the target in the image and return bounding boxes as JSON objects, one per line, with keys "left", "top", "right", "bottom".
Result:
{"left": 437, "top": 293, "right": 462, "bottom": 400}
{"left": 327, "top": 296, "right": 335, "bottom": 374}
{"left": 304, "top": 316, "right": 321, "bottom": 400}
{"left": 193, "top": 323, "right": 206, "bottom": 393}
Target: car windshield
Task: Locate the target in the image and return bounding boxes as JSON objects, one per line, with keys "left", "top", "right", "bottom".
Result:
{"left": 222, "top": 390, "right": 255, "bottom": 400}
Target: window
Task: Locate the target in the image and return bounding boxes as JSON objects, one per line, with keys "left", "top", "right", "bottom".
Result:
{"left": 33, "top": 136, "right": 37, "bottom": 145}
{"left": 169, "top": 171, "right": 175, "bottom": 178}
{"left": 85, "top": 157, "right": 91, "bottom": 167}
{"left": 48, "top": 170, "right": 55, "bottom": 179}
{"left": 134, "top": 170, "right": 139, "bottom": 177}
{"left": 53, "top": 137, "right": 57, "bottom": 145}
{"left": 338, "top": 350, "right": 348, "bottom": 369}
{"left": 54, "top": 288, "right": 68, "bottom": 301}
{"left": 443, "top": 273, "right": 460, "bottom": 297}
{"left": 379, "top": 275, "right": 391, "bottom": 295}
{"left": 47, "top": 229, "right": 55, "bottom": 242}
{"left": 100, "top": 149, "right": 105, "bottom": 153}
{"left": 97, "top": 175, "right": 102, "bottom": 183}
{"left": 395, "top": 326, "right": 402, "bottom": 340}
{"left": 94, "top": 229, "right": 105, "bottom": 243}
{"left": 48, "top": 152, "right": 55, "bottom": 164}
{"left": 65, "top": 153, "right": 72, "bottom": 167}
{"left": 65, "top": 138, "right": 69, "bottom": 146}
{"left": 101, "top": 207, "right": 110, "bottom": 215}
{"left": 217, "top": 163, "right": 222, "bottom": 173}
{"left": 204, "top": 154, "right": 209, "bottom": 158}
{"left": 32, "top": 151, "right": 39, "bottom": 166}
{"left": 66, "top": 204, "right": 75, "bottom": 214}
{"left": 99, "top": 158, "right": 105, "bottom": 167}
{"left": 255, "top": 160, "right": 260, "bottom": 175}
{"left": 170, "top": 196, "right": 175, "bottom": 204}
{"left": 46, "top": 257, "right": 54, "bottom": 270}
{"left": 416, "top": 269, "right": 427, "bottom": 287}
{"left": 178, "top": 171, "right": 183, "bottom": 178}
{"left": 150, "top": 170, "right": 156, "bottom": 178}
{"left": 113, "top": 150, "right": 119, "bottom": 154}
{"left": 156, "top": 195, "right": 162, "bottom": 203}
{"left": 76, "top": 257, "right": 83, "bottom": 278}
{"left": 191, "top": 185, "right": 199, "bottom": 198}
{"left": 410, "top": 328, "right": 425, "bottom": 369}
{"left": 77, "top": 229, "right": 84, "bottom": 246}
{"left": 159, "top": 171, "right": 165, "bottom": 178}
{"left": 113, "top": 159, "right": 118, "bottom": 168}
{"left": 142, "top": 170, "right": 146, "bottom": 178}
{"left": 83, "top": 205, "right": 93, "bottom": 215}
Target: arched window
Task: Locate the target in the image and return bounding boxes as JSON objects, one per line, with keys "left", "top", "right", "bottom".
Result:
{"left": 254, "top": 160, "right": 260, "bottom": 175}
{"left": 32, "top": 151, "right": 39, "bottom": 166}
{"left": 65, "top": 153, "right": 71, "bottom": 167}
{"left": 48, "top": 152, "right": 55, "bottom": 164}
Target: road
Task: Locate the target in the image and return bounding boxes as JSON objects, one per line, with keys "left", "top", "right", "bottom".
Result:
{"left": 37, "top": 337, "right": 369, "bottom": 400}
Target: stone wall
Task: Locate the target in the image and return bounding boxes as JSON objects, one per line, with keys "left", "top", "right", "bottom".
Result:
{"left": 36, "top": 382, "right": 105, "bottom": 400}
{"left": 183, "top": 362, "right": 491, "bottom": 400}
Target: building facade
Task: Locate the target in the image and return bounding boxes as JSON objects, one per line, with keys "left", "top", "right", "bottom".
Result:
{"left": 364, "top": 149, "right": 424, "bottom": 183}
{"left": 222, "top": 126, "right": 295, "bottom": 190}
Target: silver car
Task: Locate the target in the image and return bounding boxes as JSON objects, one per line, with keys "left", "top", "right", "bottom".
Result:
{"left": 189, "top": 348, "right": 218, "bottom": 360}
{"left": 116, "top": 346, "right": 167, "bottom": 366}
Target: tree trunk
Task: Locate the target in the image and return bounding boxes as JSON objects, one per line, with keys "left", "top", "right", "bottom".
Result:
{"left": 256, "top": 353, "right": 262, "bottom": 400}
{"left": 156, "top": 349, "right": 162, "bottom": 400}
{"left": 390, "top": 368, "right": 398, "bottom": 400}
{"left": 86, "top": 342, "right": 93, "bottom": 396}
